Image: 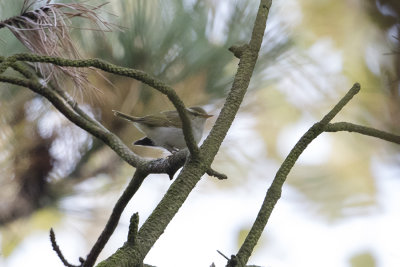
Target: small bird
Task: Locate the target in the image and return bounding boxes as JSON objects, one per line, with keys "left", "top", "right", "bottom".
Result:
{"left": 113, "top": 107, "right": 213, "bottom": 152}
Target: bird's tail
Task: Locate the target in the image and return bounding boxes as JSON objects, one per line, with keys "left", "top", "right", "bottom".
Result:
{"left": 112, "top": 110, "right": 140, "bottom": 122}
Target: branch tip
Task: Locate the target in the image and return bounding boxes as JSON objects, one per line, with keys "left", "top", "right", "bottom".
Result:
{"left": 216, "top": 250, "right": 230, "bottom": 260}
{"left": 127, "top": 212, "right": 140, "bottom": 245}
{"left": 207, "top": 168, "right": 228, "bottom": 180}
{"left": 235, "top": 82, "right": 363, "bottom": 265}
{"left": 228, "top": 44, "right": 248, "bottom": 58}
{"left": 325, "top": 122, "right": 400, "bottom": 145}
{"left": 49, "top": 228, "right": 81, "bottom": 267}
{"left": 84, "top": 171, "right": 148, "bottom": 267}
{"left": 320, "top": 82, "right": 361, "bottom": 125}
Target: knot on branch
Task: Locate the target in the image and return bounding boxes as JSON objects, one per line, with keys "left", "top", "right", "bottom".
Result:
{"left": 206, "top": 168, "right": 228, "bottom": 180}
{"left": 226, "top": 254, "right": 240, "bottom": 267}
{"left": 229, "top": 44, "right": 249, "bottom": 58}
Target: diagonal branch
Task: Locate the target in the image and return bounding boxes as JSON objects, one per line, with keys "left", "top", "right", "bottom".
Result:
{"left": 233, "top": 83, "right": 361, "bottom": 266}
{"left": 50, "top": 228, "right": 81, "bottom": 267}
{"left": 200, "top": 0, "right": 271, "bottom": 160}
{"left": 96, "top": 0, "right": 274, "bottom": 266}
{"left": 0, "top": 74, "right": 143, "bottom": 166}
{"left": 83, "top": 170, "right": 148, "bottom": 267}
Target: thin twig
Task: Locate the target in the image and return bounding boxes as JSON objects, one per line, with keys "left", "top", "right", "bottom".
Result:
{"left": 325, "top": 122, "right": 400, "bottom": 145}
{"left": 50, "top": 228, "right": 81, "bottom": 267}
{"left": 217, "top": 250, "right": 230, "bottom": 260}
{"left": 83, "top": 170, "right": 148, "bottom": 267}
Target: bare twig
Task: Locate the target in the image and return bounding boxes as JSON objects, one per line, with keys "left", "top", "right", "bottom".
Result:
{"left": 84, "top": 170, "right": 148, "bottom": 267}
{"left": 325, "top": 122, "right": 400, "bottom": 145}
{"left": 217, "top": 250, "right": 230, "bottom": 260}
{"left": 50, "top": 228, "right": 81, "bottom": 267}
{"left": 233, "top": 83, "right": 361, "bottom": 266}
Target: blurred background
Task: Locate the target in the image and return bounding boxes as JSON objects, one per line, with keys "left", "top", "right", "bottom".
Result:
{"left": 0, "top": 0, "right": 399, "bottom": 266}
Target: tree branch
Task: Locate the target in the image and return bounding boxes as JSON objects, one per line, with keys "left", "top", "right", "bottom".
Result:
{"left": 1, "top": 57, "right": 105, "bottom": 132}
{"left": 200, "top": 0, "right": 271, "bottom": 161}
{"left": 0, "top": 68, "right": 200, "bottom": 176}
{"left": 233, "top": 83, "right": 361, "bottom": 266}
{"left": 2, "top": 53, "right": 200, "bottom": 157}
{"left": 325, "top": 122, "right": 400, "bottom": 145}
{"left": 96, "top": 0, "right": 273, "bottom": 266}
{"left": 0, "top": 74, "right": 143, "bottom": 167}
{"left": 206, "top": 167, "right": 228, "bottom": 180}
{"left": 83, "top": 170, "right": 148, "bottom": 267}
{"left": 127, "top": 213, "right": 140, "bottom": 246}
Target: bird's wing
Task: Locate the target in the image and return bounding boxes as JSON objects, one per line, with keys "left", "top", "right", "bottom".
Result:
{"left": 113, "top": 109, "right": 182, "bottom": 128}
{"left": 161, "top": 110, "right": 182, "bottom": 128}
{"left": 133, "top": 137, "right": 155, "bottom": 147}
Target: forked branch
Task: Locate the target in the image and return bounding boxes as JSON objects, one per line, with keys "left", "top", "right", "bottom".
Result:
{"left": 233, "top": 83, "right": 361, "bottom": 266}
{"left": 232, "top": 83, "right": 400, "bottom": 266}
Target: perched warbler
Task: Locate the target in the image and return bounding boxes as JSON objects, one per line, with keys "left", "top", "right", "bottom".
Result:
{"left": 113, "top": 107, "right": 213, "bottom": 152}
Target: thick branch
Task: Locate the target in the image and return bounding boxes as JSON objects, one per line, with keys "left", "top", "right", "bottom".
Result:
{"left": 233, "top": 83, "right": 361, "bottom": 266}
{"left": 325, "top": 122, "right": 400, "bottom": 145}
{"left": 97, "top": 158, "right": 208, "bottom": 267}
{"left": 200, "top": 0, "right": 271, "bottom": 162}
{"left": 97, "top": 0, "right": 273, "bottom": 266}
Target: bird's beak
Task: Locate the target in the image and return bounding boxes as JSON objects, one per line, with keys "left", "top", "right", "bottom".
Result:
{"left": 201, "top": 113, "right": 213, "bottom": 118}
